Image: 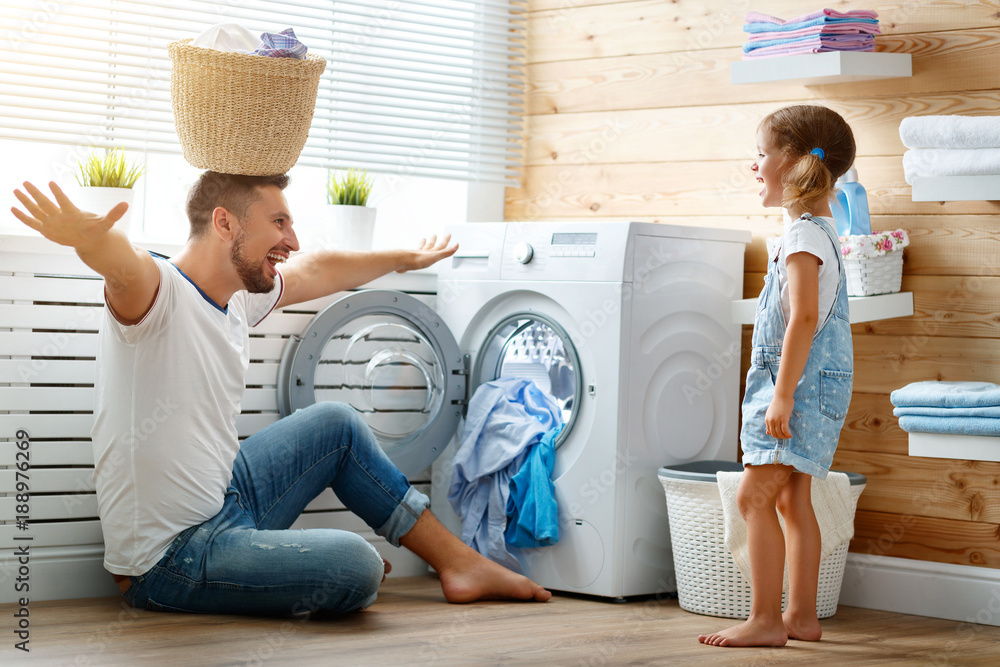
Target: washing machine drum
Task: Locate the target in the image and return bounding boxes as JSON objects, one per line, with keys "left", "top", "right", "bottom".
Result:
{"left": 277, "top": 290, "right": 464, "bottom": 478}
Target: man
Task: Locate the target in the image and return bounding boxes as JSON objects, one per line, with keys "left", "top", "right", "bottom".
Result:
{"left": 12, "top": 173, "right": 550, "bottom": 616}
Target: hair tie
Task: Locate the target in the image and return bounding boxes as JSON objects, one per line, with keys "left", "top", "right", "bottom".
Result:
{"left": 810, "top": 147, "right": 825, "bottom": 160}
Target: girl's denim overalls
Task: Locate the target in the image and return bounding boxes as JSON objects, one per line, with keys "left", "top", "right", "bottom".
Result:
{"left": 740, "top": 214, "right": 854, "bottom": 479}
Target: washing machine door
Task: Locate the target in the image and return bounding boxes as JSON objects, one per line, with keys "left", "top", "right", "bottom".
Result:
{"left": 277, "top": 290, "right": 463, "bottom": 478}
{"left": 470, "top": 312, "right": 583, "bottom": 448}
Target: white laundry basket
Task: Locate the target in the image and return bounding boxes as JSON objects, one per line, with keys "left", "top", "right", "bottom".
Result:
{"left": 658, "top": 461, "right": 866, "bottom": 620}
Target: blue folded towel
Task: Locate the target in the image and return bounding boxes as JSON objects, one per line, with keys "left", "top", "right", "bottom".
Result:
{"left": 505, "top": 424, "right": 562, "bottom": 549}
{"left": 894, "top": 405, "right": 1000, "bottom": 418}
{"left": 744, "top": 17, "right": 879, "bottom": 34}
{"left": 890, "top": 381, "right": 1000, "bottom": 409}
{"left": 897, "top": 414, "right": 1000, "bottom": 437}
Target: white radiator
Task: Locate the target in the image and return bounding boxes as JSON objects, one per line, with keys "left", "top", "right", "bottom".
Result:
{"left": 0, "top": 235, "right": 434, "bottom": 602}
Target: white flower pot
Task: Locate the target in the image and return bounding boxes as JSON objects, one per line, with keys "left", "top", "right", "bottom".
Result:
{"left": 72, "top": 186, "right": 135, "bottom": 237}
{"left": 308, "top": 205, "right": 376, "bottom": 252}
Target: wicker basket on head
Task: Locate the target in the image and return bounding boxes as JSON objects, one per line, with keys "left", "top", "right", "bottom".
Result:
{"left": 168, "top": 39, "right": 327, "bottom": 176}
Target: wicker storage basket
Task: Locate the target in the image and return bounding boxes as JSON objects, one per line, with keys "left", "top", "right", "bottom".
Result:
{"left": 168, "top": 39, "right": 326, "bottom": 176}
{"left": 844, "top": 250, "right": 904, "bottom": 297}
{"left": 658, "top": 461, "right": 865, "bottom": 620}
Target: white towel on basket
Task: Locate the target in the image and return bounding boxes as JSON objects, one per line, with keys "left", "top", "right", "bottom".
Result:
{"left": 899, "top": 115, "right": 1000, "bottom": 149}
{"left": 718, "top": 470, "right": 855, "bottom": 591}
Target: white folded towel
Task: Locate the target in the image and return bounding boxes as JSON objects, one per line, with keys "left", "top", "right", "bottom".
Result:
{"left": 191, "top": 23, "right": 259, "bottom": 54}
{"left": 903, "top": 148, "right": 1000, "bottom": 185}
{"left": 900, "top": 115, "right": 1000, "bottom": 149}
{"left": 718, "top": 470, "right": 855, "bottom": 591}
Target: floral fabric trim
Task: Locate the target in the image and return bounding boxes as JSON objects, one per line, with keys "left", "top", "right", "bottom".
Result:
{"left": 839, "top": 229, "right": 909, "bottom": 260}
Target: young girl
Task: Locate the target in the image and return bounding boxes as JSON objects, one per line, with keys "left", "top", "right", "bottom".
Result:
{"left": 699, "top": 105, "right": 855, "bottom": 648}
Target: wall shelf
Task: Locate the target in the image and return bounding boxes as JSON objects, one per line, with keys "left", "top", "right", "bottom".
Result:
{"left": 731, "top": 291, "right": 913, "bottom": 325}
{"left": 910, "top": 175, "right": 1000, "bottom": 202}
{"left": 908, "top": 432, "right": 1000, "bottom": 463}
{"left": 731, "top": 51, "right": 912, "bottom": 85}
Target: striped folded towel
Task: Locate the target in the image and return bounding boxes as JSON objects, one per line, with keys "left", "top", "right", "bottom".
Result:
{"left": 252, "top": 28, "right": 308, "bottom": 59}
{"left": 744, "top": 9, "right": 879, "bottom": 33}
{"left": 746, "top": 22, "right": 881, "bottom": 42}
{"left": 744, "top": 32, "right": 874, "bottom": 54}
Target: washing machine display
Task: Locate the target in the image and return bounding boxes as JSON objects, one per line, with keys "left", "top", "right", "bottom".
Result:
{"left": 473, "top": 313, "right": 582, "bottom": 443}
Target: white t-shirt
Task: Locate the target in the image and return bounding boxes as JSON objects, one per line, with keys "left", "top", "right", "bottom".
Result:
{"left": 91, "top": 256, "right": 283, "bottom": 575}
{"left": 774, "top": 215, "right": 841, "bottom": 335}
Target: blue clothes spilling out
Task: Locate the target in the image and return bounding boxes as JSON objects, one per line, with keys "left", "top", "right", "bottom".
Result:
{"left": 447, "top": 378, "right": 563, "bottom": 571}
{"left": 506, "top": 424, "right": 562, "bottom": 548}
{"left": 891, "top": 381, "right": 1000, "bottom": 436}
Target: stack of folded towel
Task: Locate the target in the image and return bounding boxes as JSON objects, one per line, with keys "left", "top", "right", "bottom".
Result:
{"left": 891, "top": 381, "right": 1000, "bottom": 436}
{"left": 742, "top": 9, "right": 880, "bottom": 60}
{"left": 900, "top": 115, "right": 1000, "bottom": 184}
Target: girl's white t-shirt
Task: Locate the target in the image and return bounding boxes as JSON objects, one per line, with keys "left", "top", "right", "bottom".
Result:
{"left": 91, "top": 257, "right": 283, "bottom": 576}
{"left": 774, "top": 215, "right": 841, "bottom": 335}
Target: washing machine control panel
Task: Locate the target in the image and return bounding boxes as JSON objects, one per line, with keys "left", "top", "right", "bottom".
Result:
{"left": 502, "top": 223, "right": 628, "bottom": 281}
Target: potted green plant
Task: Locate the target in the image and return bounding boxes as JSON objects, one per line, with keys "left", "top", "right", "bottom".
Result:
{"left": 318, "top": 167, "right": 377, "bottom": 251}
{"left": 74, "top": 147, "right": 145, "bottom": 236}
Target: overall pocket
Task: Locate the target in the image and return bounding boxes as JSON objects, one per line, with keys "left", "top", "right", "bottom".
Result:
{"left": 819, "top": 369, "right": 854, "bottom": 420}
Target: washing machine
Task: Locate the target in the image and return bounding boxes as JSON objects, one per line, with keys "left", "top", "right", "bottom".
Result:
{"left": 278, "top": 220, "right": 750, "bottom": 599}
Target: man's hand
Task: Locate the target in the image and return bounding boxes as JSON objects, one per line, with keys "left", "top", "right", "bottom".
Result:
{"left": 12, "top": 181, "right": 128, "bottom": 252}
{"left": 397, "top": 234, "right": 459, "bottom": 272}
{"left": 12, "top": 180, "right": 159, "bottom": 324}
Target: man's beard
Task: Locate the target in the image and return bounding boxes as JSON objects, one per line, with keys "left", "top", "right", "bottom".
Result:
{"left": 230, "top": 228, "right": 275, "bottom": 294}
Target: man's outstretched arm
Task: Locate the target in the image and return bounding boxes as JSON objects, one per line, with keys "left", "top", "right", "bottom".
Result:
{"left": 275, "top": 234, "right": 458, "bottom": 310}
{"left": 12, "top": 181, "right": 160, "bottom": 324}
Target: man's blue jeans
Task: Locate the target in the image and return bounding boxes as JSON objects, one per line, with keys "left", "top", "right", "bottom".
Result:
{"left": 121, "top": 402, "right": 430, "bottom": 616}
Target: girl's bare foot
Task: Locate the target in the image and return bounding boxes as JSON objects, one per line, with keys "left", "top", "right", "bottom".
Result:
{"left": 783, "top": 610, "right": 822, "bottom": 641}
{"left": 437, "top": 550, "right": 551, "bottom": 604}
{"left": 698, "top": 616, "right": 788, "bottom": 647}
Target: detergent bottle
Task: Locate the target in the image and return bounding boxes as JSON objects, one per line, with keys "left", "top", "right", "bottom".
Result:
{"left": 832, "top": 166, "right": 871, "bottom": 237}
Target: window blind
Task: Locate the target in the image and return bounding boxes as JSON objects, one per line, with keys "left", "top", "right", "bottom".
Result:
{"left": 0, "top": 0, "right": 526, "bottom": 184}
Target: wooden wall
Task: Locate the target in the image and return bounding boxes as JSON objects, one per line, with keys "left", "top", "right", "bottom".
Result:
{"left": 511, "top": 0, "right": 1000, "bottom": 570}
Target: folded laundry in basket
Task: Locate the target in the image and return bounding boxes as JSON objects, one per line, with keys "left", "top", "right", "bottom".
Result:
{"left": 252, "top": 28, "right": 308, "bottom": 59}
{"left": 897, "top": 415, "right": 1000, "bottom": 437}
{"left": 718, "top": 470, "right": 854, "bottom": 591}
{"left": 890, "top": 380, "right": 1000, "bottom": 408}
{"left": 899, "top": 115, "right": 1000, "bottom": 149}
{"left": 191, "top": 23, "right": 259, "bottom": 54}
{"left": 903, "top": 148, "right": 1000, "bottom": 184}
{"left": 505, "top": 424, "right": 562, "bottom": 548}
{"left": 448, "top": 378, "right": 564, "bottom": 571}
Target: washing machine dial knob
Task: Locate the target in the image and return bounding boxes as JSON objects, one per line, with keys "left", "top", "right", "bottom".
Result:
{"left": 514, "top": 242, "right": 534, "bottom": 264}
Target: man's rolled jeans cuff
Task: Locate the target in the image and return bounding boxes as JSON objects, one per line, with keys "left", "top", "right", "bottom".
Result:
{"left": 376, "top": 486, "right": 429, "bottom": 547}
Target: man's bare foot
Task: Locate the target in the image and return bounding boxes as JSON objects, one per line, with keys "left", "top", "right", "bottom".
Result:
{"left": 783, "top": 610, "right": 822, "bottom": 641}
{"left": 698, "top": 616, "right": 788, "bottom": 647}
{"left": 382, "top": 558, "right": 392, "bottom": 583}
{"left": 437, "top": 550, "right": 551, "bottom": 604}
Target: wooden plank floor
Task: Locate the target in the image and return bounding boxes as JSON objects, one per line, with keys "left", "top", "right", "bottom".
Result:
{"left": 3, "top": 575, "right": 999, "bottom": 666}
